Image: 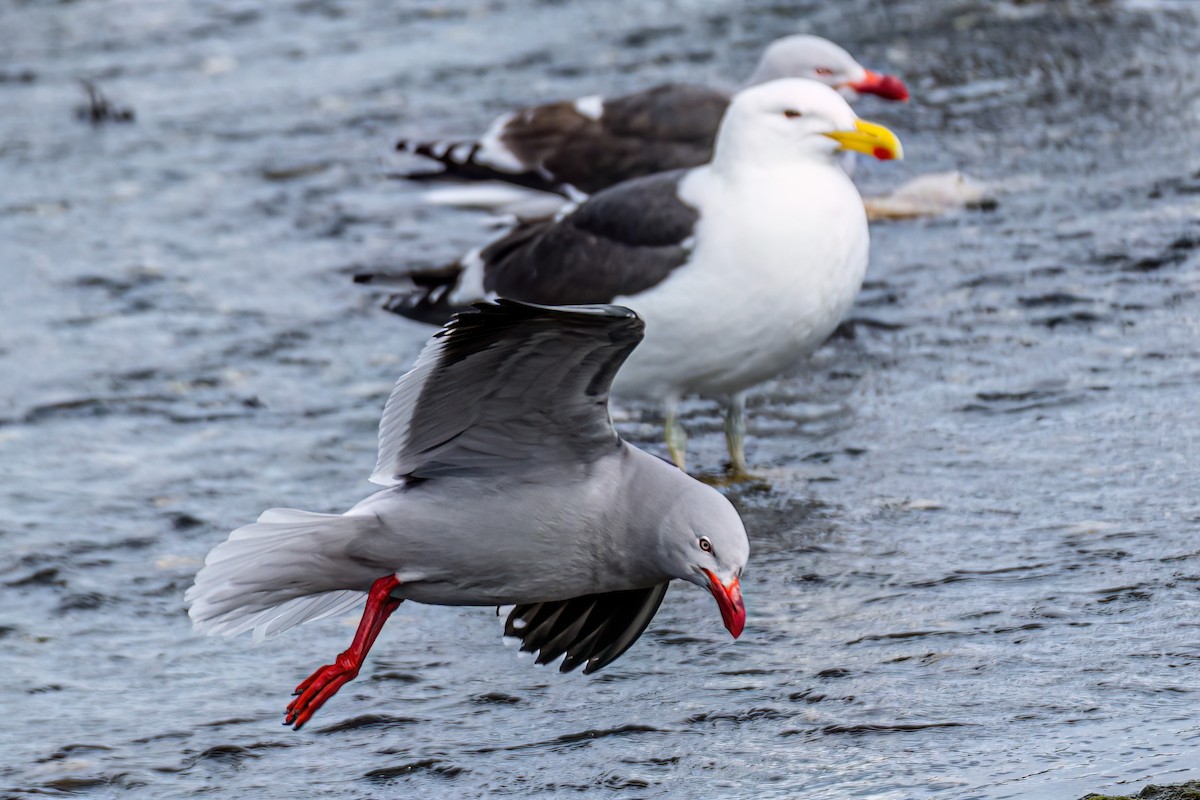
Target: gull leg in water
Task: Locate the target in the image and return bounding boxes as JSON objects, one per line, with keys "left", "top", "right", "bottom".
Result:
{"left": 285, "top": 575, "right": 402, "bottom": 730}
{"left": 698, "top": 393, "right": 766, "bottom": 487}
{"left": 663, "top": 397, "right": 687, "bottom": 470}
{"left": 724, "top": 392, "right": 749, "bottom": 478}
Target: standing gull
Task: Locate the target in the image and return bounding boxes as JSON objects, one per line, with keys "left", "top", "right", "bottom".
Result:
{"left": 396, "top": 34, "right": 907, "bottom": 202}
{"left": 363, "top": 79, "right": 903, "bottom": 476}
{"left": 186, "top": 301, "right": 749, "bottom": 730}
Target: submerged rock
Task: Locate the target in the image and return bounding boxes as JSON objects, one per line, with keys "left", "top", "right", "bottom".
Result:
{"left": 1081, "top": 780, "right": 1200, "bottom": 800}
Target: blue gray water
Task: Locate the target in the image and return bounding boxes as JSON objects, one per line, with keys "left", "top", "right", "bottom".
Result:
{"left": 2, "top": 0, "right": 1199, "bottom": 797}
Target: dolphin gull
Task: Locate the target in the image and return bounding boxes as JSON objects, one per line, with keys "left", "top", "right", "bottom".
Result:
{"left": 396, "top": 34, "right": 908, "bottom": 200}
{"left": 362, "top": 79, "right": 903, "bottom": 477}
{"left": 186, "top": 300, "right": 750, "bottom": 729}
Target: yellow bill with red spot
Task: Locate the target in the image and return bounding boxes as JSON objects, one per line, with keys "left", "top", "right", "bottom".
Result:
{"left": 823, "top": 119, "right": 903, "bottom": 161}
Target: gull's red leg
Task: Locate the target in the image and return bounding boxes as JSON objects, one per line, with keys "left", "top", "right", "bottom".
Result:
{"left": 284, "top": 574, "right": 402, "bottom": 730}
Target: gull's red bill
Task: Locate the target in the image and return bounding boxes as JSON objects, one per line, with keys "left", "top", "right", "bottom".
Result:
{"left": 704, "top": 569, "right": 745, "bottom": 639}
{"left": 850, "top": 70, "right": 910, "bottom": 101}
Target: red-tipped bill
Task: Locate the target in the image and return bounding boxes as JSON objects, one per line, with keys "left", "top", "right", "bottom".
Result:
{"left": 703, "top": 569, "right": 745, "bottom": 639}
{"left": 849, "top": 70, "right": 909, "bottom": 101}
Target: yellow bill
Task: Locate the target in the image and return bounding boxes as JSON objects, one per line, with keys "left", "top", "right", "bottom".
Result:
{"left": 823, "top": 119, "right": 903, "bottom": 161}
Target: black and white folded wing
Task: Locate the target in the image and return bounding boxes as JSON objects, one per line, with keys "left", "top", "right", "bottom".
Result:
{"left": 361, "top": 169, "right": 700, "bottom": 324}
{"left": 397, "top": 83, "right": 729, "bottom": 197}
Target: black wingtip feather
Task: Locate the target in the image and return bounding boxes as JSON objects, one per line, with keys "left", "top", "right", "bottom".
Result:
{"left": 395, "top": 137, "right": 572, "bottom": 196}
{"left": 356, "top": 265, "right": 469, "bottom": 326}
{"left": 432, "top": 301, "right": 643, "bottom": 370}
{"left": 504, "top": 583, "right": 670, "bottom": 675}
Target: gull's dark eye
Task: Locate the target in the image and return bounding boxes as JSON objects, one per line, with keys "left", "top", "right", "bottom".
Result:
{"left": 699, "top": 536, "right": 713, "bottom": 553}
{"left": 815, "top": 66, "right": 834, "bottom": 76}
{"left": 783, "top": 109, "right": 803, "bottom": 119}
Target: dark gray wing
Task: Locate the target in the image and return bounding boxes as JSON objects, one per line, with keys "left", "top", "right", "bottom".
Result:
{"left": 504, "top": 582, "right": 670, "bottom": 674}
{"left": 546, "top": 83, "right": 729, "bottom": 193}
{"left": 482, "top": 169, "right": 699, "bottom": 305}
{"left": 366, "top": 169, "right": 700, "bottom": 323}
{"left": 396, "top": 83, "right": 729, "bottom": 195}
{"left": 371, "top": 300, "right": 643, "bottom": 483}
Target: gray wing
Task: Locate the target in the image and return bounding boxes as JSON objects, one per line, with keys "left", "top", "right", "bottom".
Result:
{"left": 371, "top": 300, "right": 644, "bottom": 484}
{"left": 396, "top": 83, "right": 729, "bottom": 196}
{"left": 481, "top": 169, "right": 700, "bottom": 305}
{"left": 504, "top": 582, "right": 670, "bottom": 674}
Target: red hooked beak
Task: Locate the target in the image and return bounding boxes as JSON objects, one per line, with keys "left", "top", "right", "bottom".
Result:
{"left": 703, "top": 569, "right": 745, "bottom": 639}
{"left": 849, "top": 70, "right": 909, "bottom": 102}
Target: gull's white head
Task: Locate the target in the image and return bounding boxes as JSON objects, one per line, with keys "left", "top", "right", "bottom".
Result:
{"left": 712, "top": 78, "right": 903, "bottom": 170}
{"left": 746, "top": 35, "right": 909, "bottom": 102}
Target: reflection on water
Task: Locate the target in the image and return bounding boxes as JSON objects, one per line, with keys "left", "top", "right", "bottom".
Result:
{"left": 2, "top": 0, "right": 1200, "bottom": 797}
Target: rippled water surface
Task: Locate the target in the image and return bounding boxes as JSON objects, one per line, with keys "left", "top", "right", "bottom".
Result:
{"left": 3, "top": 0, "right": 1200, "bottom": 797}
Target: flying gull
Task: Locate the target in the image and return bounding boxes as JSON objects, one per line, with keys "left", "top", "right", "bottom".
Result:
{"left": 396, "top": 34, "right": 908, "bottom": 202}
{"left": 361, "top": 79, "right": 903, "bottom": 476}
{"left": 186, "top": 300, "right": 750, "bottom": 730}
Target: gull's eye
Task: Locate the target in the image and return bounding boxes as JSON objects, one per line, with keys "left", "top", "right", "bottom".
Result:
{"left": 815, "top": 66, "right": 834, "bottom": 76}
{"left": 698, "top": 536, "right": 713, "bottom": 553}
{"left": 783, "top": 109, "right": 803, "bottom": 119}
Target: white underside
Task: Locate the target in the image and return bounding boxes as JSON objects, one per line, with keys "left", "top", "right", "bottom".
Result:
{"left": 610, "top": 161, "right": 869, "bottom": 402}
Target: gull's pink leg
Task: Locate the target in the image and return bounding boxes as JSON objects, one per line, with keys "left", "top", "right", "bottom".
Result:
{"left": 284, "top": 575, "right": 402, "bottom": 730}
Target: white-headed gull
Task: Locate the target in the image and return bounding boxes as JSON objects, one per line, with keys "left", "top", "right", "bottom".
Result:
{"left": 362, "top": 79, "right": 903, "bottom": 476}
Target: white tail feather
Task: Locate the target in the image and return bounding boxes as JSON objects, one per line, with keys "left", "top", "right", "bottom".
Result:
{"left": 186, "top": 508, "right": 381, "bottom": 640}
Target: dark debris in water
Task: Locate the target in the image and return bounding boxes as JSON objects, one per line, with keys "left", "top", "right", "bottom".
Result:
{"left": 75, "top": 79, "right": 135, "bottom": 124}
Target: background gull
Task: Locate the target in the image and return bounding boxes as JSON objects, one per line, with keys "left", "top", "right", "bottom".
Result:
{"left": 186, "top": 300, "right": 749, "bottom": 730}
{"left": 395, "top": 34, "right": 907, "bottom": 210}
{"left": 362, "top": 79, "right": 903, "bottom": 477}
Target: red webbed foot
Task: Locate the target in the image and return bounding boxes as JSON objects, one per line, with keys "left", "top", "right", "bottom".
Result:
{"left": 283, "top": 574, "right": 402, "bottom": 730}
{"left": 285, "top": 653, "right": 362, "bottom": 729}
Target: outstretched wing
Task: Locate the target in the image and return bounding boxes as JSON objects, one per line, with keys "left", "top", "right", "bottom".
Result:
{"left": 504, "top": 583, "right": 671, "bottom": 674}
{"left": 371, "top": 300, "right": 644, "bottom": 483}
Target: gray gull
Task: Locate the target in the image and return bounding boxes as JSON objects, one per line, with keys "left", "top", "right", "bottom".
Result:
{"left": 186, "top": 300, "right": 750, "bottom": 729}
